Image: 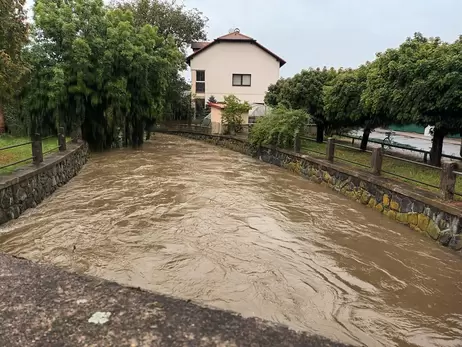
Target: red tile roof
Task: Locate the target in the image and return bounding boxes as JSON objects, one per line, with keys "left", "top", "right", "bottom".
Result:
{"left": 191, "top": 41, "right": 210, "bottom": 51}
{"left": 217, "top": 32, "right": 254, "bottom": 40}
{"left": 187, "top": 31, "right": 286, "bottom": 67}
{"left": 208, "top": 102, "right": 226, "bottom": 109}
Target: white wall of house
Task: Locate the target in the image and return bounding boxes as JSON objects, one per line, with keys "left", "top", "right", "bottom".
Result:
{"left": 189, "top": 41, "right": 281, "bottom": 104}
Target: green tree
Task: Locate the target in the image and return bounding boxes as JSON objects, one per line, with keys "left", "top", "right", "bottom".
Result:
{"left": 222, "top": 95, "right": 251, "bottom": 134}
{"left": 249, "top": 107, "right": 310, "bottom": 148}
{"left": 324, "top": 65, "right": 384, "bottom": 150}
{"left": 266, "top": 68, "right": 337, "bottom": 143}
{"left": 363, "top": 33, "right": 462, "bottom": 165}
{"left": 113, "top": 0, "right": 208, "bottom": 52}
{"left": 24, "top": 0, "right": 184, "bottom": 150}
{"left": 264, "top": 78, "right": 287, "bottom": 107}
{"left": 113, "top": 0, "right": 207, "bottom": 125}
{"left": 0, "top": 0, "right": 29, "bottom": 133}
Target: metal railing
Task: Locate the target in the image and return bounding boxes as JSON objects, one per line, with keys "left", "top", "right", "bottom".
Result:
{"left": 294, "top": 133, "right": 460, "bottom": 201}
{"left": 341, "top": 133, "right": 461, "bottom": 163}
{"left": 0, "top": 127, "right": 67, "bottom": 173}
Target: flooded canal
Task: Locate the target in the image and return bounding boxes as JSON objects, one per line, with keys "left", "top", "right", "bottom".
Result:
{"left": 1, "top": 134, "right": 461, "bottom": 346}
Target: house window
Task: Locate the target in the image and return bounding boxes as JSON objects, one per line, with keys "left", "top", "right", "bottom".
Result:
{"left": 232, "top": 74, "right": 251, "bottom": 87}
{"left": 196, "top": 70, "right": 205, "bottom": 93}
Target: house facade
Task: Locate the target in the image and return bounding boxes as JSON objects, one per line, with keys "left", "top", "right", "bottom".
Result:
{"left": 186, "top": 29, "right": 286, "bottom": 115}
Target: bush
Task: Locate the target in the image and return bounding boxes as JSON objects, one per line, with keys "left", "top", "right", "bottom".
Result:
{"left": 222, "top": 95, "right": 251, "bottom": 134}
{"left": 249, "top": 107, "right": 310, "bottom": 148}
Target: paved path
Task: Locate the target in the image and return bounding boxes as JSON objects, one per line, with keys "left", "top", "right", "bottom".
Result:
{"left": 351, "top": 129, "right": 461, "bottom": 157}
{"left": 0, "top": 254, "right": 350, "bottom": 347}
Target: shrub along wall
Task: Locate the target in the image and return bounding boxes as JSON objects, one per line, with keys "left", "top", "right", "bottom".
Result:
{"left": 0, "top": 142, "right": 89, "bottom": 225}
{"left": 167, "top": 131, "right": 462, "bottom": 253}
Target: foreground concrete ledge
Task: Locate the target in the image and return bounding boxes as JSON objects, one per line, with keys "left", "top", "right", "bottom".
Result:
{"left": 0, "top": 254, "right": 349, "bottom": 347}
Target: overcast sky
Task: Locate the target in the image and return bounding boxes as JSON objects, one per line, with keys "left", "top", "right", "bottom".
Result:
{"left": 184, "top": 0, "right": 462, "bottom": 77}
{"left": 25, "top": 0, "right": 462, "bottom": 78}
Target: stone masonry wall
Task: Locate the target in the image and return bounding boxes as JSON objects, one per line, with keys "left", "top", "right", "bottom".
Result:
{"left": 168, "top": 131, "right": 462, "bottom": 253}
{"left": 0, "top": 142, "right": 89, "bottom": 225}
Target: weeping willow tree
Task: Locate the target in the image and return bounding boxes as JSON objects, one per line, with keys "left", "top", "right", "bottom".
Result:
{"left": 22, "top": 0, "right": 184, "bottom": 150}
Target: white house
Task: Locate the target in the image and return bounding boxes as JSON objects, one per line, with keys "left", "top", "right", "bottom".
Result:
{"left": 186, "top": 29, "right": 286, "bottom": 113}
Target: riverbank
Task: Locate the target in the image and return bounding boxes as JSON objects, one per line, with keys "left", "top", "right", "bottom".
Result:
{"left": 162, "top": 130, "right": 462, "bottom": 253}
{"left": 0, "top": 253, "right": 347, "bottom": 347}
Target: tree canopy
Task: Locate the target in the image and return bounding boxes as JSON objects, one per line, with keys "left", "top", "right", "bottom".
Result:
{"left": 0, "top": 0, "right": 29, "bottom": 133}
{"left": 112, "top": 0, "right": 208, "bottom": 52}
{"left": 19, "top": 0, "right": 192, "bottom": 149}
{"left": 266, "top": 33, "right": 462, "bottom": 166}
{"left": 362, "top": 33, "right": 462, "bottom": 164}
{"left": 265, "top": 68, "right": 337, "bottom": 142}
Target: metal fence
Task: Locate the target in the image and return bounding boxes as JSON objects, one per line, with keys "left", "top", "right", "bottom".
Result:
{"left": 298, "top": 134, "right": 458, "bottom": 200}
{"left": 0, "top": 127, "right": 68, "bottom": 173}
{"left": 342, "top": 133, "right": 461, "bottom": 163}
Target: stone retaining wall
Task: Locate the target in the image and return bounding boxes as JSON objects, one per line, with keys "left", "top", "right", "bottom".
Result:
{"left": 168, "top": 131, "right": 462, "bottom": 253}
{"left": 0, "top": 142, "right": 89, "bottom": 225}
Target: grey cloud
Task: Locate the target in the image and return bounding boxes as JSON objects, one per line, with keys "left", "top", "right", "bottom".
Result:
{"left": 185, "top": 0, "right": 462, "bottom": 76}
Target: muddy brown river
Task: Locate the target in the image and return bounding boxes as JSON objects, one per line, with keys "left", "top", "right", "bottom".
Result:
{"left": 1, "top": 134, "right": 461, "bottom": 346}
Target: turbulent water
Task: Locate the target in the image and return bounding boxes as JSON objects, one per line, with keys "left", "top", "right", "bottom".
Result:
{"left": 1, "top": 134, "right": 461, "bottom": 347}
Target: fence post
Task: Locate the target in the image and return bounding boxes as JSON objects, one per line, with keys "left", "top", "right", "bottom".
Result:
{"left": 58, "top": 127, "right": 66, "bottom": 152}
{"left": 294, "top": 130, "right": 301, "bottom": 153}
{"left": 440, "top": 162, "right": 457, "bottom": 200}
{"left": 371, "top": 147, "right": 383, "bottom": 175}
{"left": 326, "top": 137, "right": 335, "bottom": 162}
{"left": 32, "top": 133, "right": 43, "bottom": 165}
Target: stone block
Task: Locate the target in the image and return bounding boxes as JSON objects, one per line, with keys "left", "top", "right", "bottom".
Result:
{"left": 439, "top": 230, "right": 452, "bottom": 246}
{"left": 396, "top": 213, "right": 408, "bottom": 224}
{"left": 368, "top": 198, "right": 377, "bottom": 209}
{"left": 375, "top": 203, "right": 384, "bottom": 213}
{"left": 449, "top": 235, "right": 462, "bottom": 251}
{"left": 387, "top": 210, "right": 397, "bottom": 220}
{"left": 360, "top": 191, "right": 371, "bottom": 205}
{"left": 383, "top": 194, "right": 390, "bottom": 208}
{"left": 390, "top": 200, "right": 400, "bottom": 212}
{"left": 426, "top": 219, "right": 441, "bottom": 240}
{"left": 417, "top": 214, "right": 430, "bottom": 232}
{"left": 408, "top": 213, "right": 418, "bottom": 226}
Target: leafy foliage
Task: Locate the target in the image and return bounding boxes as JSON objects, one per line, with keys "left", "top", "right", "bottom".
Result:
{"left": 112, "top": 0, "right": 208, "bottom": 52}
{"left": 22, "top": 0, "right": 184, "bottom": 149}
{"left": 361, "top": 33, "right": 462, "bottom": 164}
{"left": 265, "top": 33, "right": 462, "bottom": 165}
{"left": 264, "top": 78, "right": 287, "bottom": 107}
{"left": 249, "top": 107, "right": 310, "bottom": 149}
{"left": 0, "top": 0, "right": 29, "bottom": 101}
{"left": 221, "top": 95, "right": 251, "bottom": 134}
{"left": 265, "top": 68, "right": 337, "bottom": 142}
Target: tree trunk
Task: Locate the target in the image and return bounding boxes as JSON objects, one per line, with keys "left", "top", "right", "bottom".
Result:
{"left": 360, "top": 128, "right": 371, "bottom": 151}
{"left": 316, "top": 124, "right": 324, "bottom": 143}
{"left": 430, "top": 129, "right": 445, "bottom": 166}
{"left": 124, "top": 118, "right": 130, "bottom": 147}
{"left": 0, "top": 104, "right": 5, "bottom": 134}
{"left": 460, "top": 129, "right": 462, "bottom": 158}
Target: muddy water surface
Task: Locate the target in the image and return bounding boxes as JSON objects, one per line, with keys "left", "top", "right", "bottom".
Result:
{"left": 1, "top": 134, "right": 461, "bottom": 346}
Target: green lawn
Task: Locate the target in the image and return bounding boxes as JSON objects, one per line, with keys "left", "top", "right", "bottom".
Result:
{"left": 300, "top": 138, "right": 462, "bottom": 197}
{"left": 0, "top": 135, "right": 61, "bottom": 175}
